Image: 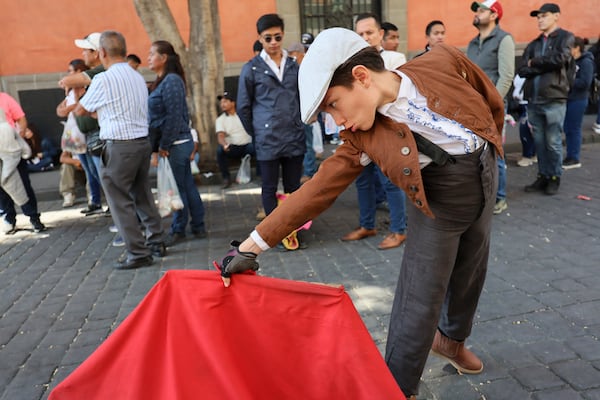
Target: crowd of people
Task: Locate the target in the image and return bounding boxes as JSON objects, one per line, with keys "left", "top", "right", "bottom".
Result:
{"left": 1, "top": 3, "right": 599, "bottom": 398}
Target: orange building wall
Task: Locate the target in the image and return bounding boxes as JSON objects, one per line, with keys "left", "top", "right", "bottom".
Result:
{"left": 0, "top": 0, "right": 275, "bottom": 77}
{"left": 406, "top": 0, "right": 598, "bottom": 52}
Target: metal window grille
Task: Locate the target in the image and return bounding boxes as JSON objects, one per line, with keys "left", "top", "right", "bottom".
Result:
{"left": 299, "top": 0, "right": 381, "bottom": 38}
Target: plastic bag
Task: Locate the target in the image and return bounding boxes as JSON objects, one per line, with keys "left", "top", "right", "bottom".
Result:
{"left": 157, "top": 157, "right": 184, "bottom": 217}
{"left": 61, "top": 113, "right": 87, "bottom": 154}
{"left": 236, "top": 154, "right": 251, "bottom": 184}
{"left": 190, "top": 160, "right": 200, "bottom": 175}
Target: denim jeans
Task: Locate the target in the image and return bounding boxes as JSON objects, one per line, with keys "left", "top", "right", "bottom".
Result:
{"left": 355, "top": 163, "right": 407, "bottom": 233}
{"left": 0, "top": 159, "right": 41, "bottom": 224}
{"left": 216, "top": 142, "right": 255, "bottom": 180}
{"left": 168, "top": 140, "right": 205, "bottom": 235}
{"left": 77, "top": 153, "right": 102, "bottom": 206}
{"left": 302, "top": 124, "right": 317, "bottom": 177}
{"left": 563, "top": 98, "right": 588, "bottom": 162}
{"left": 258, "top": 155, "right": 303, "bottom": 215}
{"left": 496, "top": 156, "right": 506, "bottom": 200}
{"left": 518, "top": 105, "right": 536, "bottom": 158}
{"left": 528, "top": 102, "right": 566, "bottom": 177}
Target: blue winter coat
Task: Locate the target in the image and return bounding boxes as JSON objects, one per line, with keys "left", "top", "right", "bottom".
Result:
{"left": 568, "top": 51, "right": 594, "bottom": 101}
{"left": 236, "top": 55, "right": 306, "bottom": 161}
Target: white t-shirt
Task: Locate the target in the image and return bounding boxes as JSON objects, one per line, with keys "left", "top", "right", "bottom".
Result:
{"left": 215, "top": 112, "right": 252, "bottom": 146}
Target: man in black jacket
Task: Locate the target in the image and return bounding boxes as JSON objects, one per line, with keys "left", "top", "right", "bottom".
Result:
{"left": 518, "top": 3, "right": 574, "bottom": 195}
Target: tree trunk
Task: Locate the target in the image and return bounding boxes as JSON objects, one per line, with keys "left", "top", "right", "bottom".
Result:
{"left": 133, "top": 0, "right": 223, "bottom": 167}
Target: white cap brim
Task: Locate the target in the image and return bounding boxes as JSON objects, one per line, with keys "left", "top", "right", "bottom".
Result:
{"left": 298, "top": 28, "right": 369, "bottom": 123}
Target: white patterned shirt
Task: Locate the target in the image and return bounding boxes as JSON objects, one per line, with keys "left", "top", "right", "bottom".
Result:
{"left": 377, "top": 70, "right": 484, "bottom": 166}
{"left": 79, "top": 62, "right": 149, "bottom": 140}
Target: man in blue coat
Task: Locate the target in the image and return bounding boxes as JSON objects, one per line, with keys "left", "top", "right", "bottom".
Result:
{"left": 237, "top": 14, "right": 306, "bottom": 247}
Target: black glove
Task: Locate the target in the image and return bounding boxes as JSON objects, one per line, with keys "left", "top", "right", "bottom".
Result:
{"left": 220, "top": 240, "right": 259, "bottom": 278}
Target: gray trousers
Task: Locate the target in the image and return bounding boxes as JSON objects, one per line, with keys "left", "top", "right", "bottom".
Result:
{"left": 384, "top": 144, "right": 497, "bottom": 396}
{"left": 101, "top": 139, "right": 164, "bottom": 261}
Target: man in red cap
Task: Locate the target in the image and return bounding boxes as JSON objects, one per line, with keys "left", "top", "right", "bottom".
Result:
{"left": 467, "top": 1, "right": 515, "bottom": 216}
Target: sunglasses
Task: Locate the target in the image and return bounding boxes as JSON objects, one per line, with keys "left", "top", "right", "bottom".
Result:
{"left": 262, "top": 34, "right": 283, "bottom": 43}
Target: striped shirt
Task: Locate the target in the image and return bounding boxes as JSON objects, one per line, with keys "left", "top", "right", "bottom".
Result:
{"left": 79, "top": 62, "right": 149, "bottom": 140}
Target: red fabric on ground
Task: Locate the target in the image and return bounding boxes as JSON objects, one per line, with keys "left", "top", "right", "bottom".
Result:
{"left": 49, "top": 270, "right": 404, "bottom": 400}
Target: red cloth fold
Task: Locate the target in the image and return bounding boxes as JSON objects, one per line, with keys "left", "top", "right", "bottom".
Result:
{"left": 50, "top": 270, "right": 404, "bottom": 400}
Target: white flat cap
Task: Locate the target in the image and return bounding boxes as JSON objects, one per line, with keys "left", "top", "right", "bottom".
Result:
{"left": 299, "top": 28, "right": 369, "bottom": 123}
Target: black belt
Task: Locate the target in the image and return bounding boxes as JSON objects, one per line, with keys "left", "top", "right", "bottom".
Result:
{"left": 411, "top": 131, "right": 456, "bottom": 166}
{"left": 105, "top": 137, "right": 148, "bottom": 143}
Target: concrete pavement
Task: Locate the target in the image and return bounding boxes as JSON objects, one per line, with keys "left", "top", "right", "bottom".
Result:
{"left": 2, "top": 121, "right": 600, "bottom": 399}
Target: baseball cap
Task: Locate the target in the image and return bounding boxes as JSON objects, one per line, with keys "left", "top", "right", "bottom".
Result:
{"left": 74, "top": 32, "right": 101, "bottom": 51}
{"left": 298, "top": 28, "right": 369, "bottom": 123}
{"left": 217, "top": 92, "right": 236, "bottom": 101}
{"left": 287, "top": 42, "right": 305, "bottom": 54}
{"left": 471, "top": 1, "right": 503, "bottom": 20}
{"left": 530, "top": 3, "right": 560, "bottom": 17}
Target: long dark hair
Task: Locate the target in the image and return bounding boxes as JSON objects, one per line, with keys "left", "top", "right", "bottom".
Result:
{"left": 149, "top": 40, "right": 186, "bottom": 92}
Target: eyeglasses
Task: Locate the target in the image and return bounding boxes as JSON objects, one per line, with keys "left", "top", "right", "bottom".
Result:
{"left": 262, "top": 34, "right": 283, "bottom": 43}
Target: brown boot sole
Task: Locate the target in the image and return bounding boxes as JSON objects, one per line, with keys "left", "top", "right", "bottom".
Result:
{"left": 430, "top": 349, "right": 484, "bottom": 375}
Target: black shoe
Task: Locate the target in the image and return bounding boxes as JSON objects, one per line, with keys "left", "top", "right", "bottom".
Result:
{"left": 193, "top": 230, "right": 207, "bottom": 239}
{"left": 115, "top": 256, "right": 153, "bottom": 270}
{"left": 544, "top": 176, "right": 560, "bottom": 195}
{"left": 562, "top": 158, "right": 581, "bottom": 170}
{"left": 222, "top": 178, "right": 232, "bottom": 189}
{"left": 31, "top": 220, "right": 47, "bottom": 233}
{"left": 165, "top": 232, "right": 185, "bottom": 247}
{"left": 151, "top": 243, "right": 166, "bottom": 257}
{"left": 81, "top": 203, "right": 103, "bottom": 215}
{"left": 524, "top": 174, "right": 548, "bottom": 192}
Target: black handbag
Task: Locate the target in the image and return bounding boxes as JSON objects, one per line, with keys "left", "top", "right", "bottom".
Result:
{"left": 86, "top": 130, "right": 105, "bottom": 156}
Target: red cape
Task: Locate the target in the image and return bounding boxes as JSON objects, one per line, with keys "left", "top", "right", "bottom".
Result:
{"left": 50, "top": 270, "right": 404, "bottom": 400}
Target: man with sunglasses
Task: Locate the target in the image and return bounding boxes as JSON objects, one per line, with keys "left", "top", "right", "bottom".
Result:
{"left": 237, "top": 14, "right": 307, "bottom": 249}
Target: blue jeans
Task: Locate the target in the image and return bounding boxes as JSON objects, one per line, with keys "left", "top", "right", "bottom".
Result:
{"left": 216, "top": 142, "right": 255, "bottom": 180}
{"left": 355, "top": 163, "right": 407, "bottom": 233}
{"left": 168, "top": 140, "right": 205, "bottom": 235}
{"left": 528, "top": 102, "right": 566, "bottom": 178}
{"left": 518, "top": 105, "right": 536, "bottom": 158}
{"left": 258, "top": 155, "right": 303, "bottom": 215}
{"left": 496, "top": 156, "right": 506, "bottom": 200}
{"left": 0, "top": 159, "right": 41, "bottom": 224}
{"left": 302, "top": 124, "right": 316, "bottom": 177}
{"left": 77, "top": 153, "right": 102, "bottom": 206}
{"left": 563, "top": 98, "right": 588, "bottom": 162}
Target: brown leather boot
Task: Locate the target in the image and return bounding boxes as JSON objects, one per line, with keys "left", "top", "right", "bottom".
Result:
{"left": 430, "top": 329, "right": 483, "bottom": 375}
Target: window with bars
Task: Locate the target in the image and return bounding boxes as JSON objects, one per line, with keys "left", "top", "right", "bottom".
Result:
{"left": 299, "top": 0, "right": 381, "bottom": 37}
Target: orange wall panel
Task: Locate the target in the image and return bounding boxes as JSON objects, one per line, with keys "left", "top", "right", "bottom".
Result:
{"left": 406, "top": 0, "right": 598, "bottom": 51}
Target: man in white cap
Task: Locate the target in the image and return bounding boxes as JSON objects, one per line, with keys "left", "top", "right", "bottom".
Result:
{"left": 218, "top": 28, "right": 504, "bottom": 398}
{"left": 58, "top": 32, "right": 106, "bottom": 216}
{"left": 467, "top": 0, "right": 515, "bottom": 215}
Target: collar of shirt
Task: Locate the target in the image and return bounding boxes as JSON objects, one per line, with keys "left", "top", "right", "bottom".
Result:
{"left": 260, "top": 49, "right": 288, "bottom": 82}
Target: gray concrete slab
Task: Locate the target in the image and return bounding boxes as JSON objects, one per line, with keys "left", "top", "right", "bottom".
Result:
{"left": 1, "top": 122, "right": 600, "bottom": 399}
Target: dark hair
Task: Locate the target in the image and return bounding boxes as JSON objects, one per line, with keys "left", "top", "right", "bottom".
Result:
{"left": 149, "top": 40, "right": 186, "bottom": 92}
{"left": 256, "top": 14, "right": 284, "bottom": 34}
{"left": 425, "top": 20, "right": 445, "bottom": 36}
{"left": 252, "top": 40, "right": 263, "bottom": 53}
{"left": 330, "top": 47, "right": 385, "bottom": 89}
{"left": 355, "top": 13, "right": 381, "bottom": 29}
{"left": 99, "top": 31, "right": 127, "bottom": 58}
{"left": 69, "top": 58, "right": 89, "bottom": 72}
{"left": 127, "top": 54, "right": 141, "bottom": 64}
{"left": 381, "top": 21, "right": 398, "bottom": 38}
{"left": 573, "top": 36, "right": 588, "bottom": 53}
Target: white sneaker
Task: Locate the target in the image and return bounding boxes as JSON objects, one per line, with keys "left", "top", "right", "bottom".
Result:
{"left": 62, "top": 192, "right": 75, "bottom": 208}
{"left": 517, "top": 157, "right": 534, "bottom": 167}
{"left": 593, "top": 123, "right": 600, "bottom": 134}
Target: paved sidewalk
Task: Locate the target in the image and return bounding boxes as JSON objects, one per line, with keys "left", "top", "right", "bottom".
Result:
{"left": 2, "top": 139, "right": 600, "bottom": 399}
